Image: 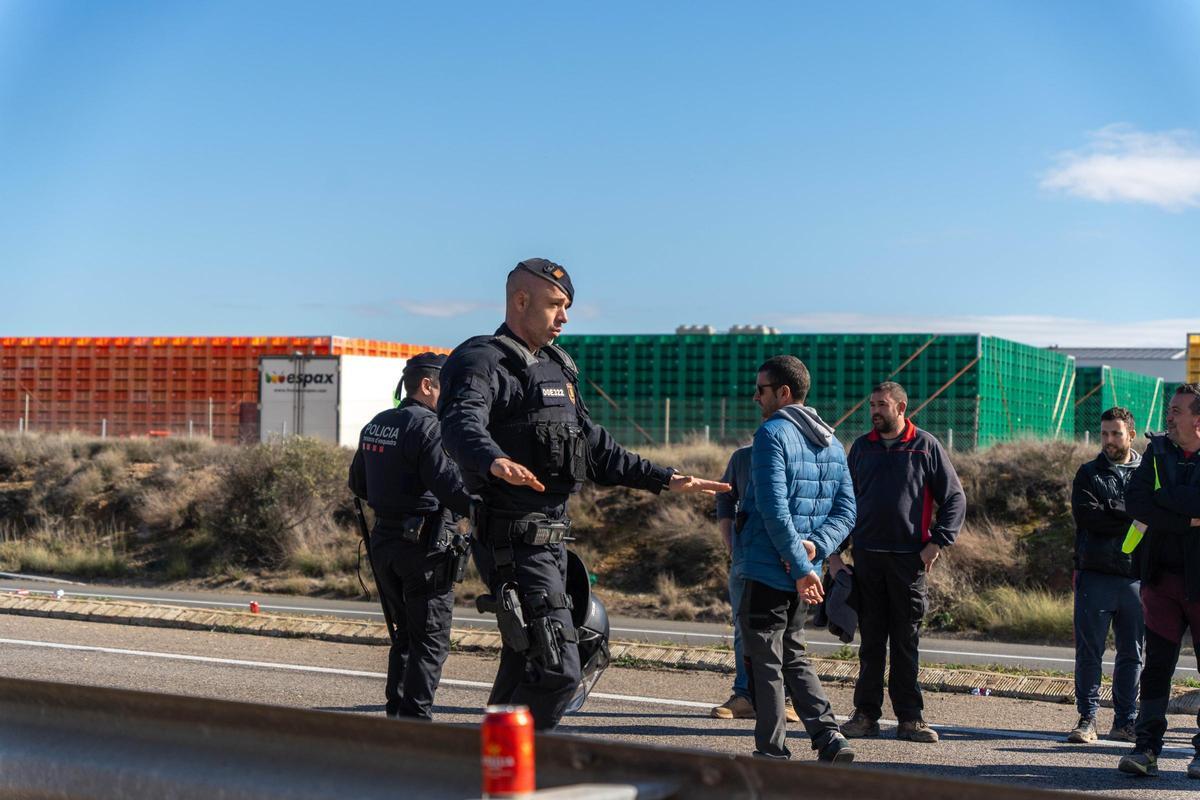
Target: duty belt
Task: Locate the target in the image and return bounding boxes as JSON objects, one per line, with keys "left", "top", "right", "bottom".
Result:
{"left": 476, "top": 507, "right": 572, "bottom": 547}
{"left": 374, "top": 509, "right": 449, "bottom": 546}
{"left": 474, "top": 505, "right": 572, "bottom": 586}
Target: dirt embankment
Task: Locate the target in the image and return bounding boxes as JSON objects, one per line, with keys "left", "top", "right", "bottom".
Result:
{"left": 0, "top": 432, "right": 1094, "bottom": 641}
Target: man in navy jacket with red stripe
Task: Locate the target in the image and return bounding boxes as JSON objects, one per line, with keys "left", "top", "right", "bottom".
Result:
{"left": 833, "top": 381, "right": 966, "bottom": 743}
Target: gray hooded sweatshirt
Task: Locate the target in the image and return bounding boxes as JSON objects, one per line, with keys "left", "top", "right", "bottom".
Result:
{"left": 775, "top": 404, "right": 837, "bottom": 449}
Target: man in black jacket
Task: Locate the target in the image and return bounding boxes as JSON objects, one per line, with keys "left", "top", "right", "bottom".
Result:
{"left": 438, "top": 259, "right": 728, "bottom": 730}
{"left": 1117, "top": 384, "right": 1200, "bottom": 778}
{"left": 833, "top": 381, "right": 966, "bottom": 744}
{"left": 1066, "top": 407, "right": 1143, "bottom": 744}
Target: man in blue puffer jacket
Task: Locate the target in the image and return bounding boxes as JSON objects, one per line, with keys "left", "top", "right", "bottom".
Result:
{"left": 734, "top": 355, "right": 857, "bottom": 763}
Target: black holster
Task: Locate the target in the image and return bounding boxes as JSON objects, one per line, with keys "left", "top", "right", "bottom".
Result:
{"left": 477, "top": 583, "right": 530, "bottom": 654}
{"left": 530, "top": 616, "right": 562, "bottom": 670}
{"left": 448, "top": 533, "right": 471, "bottom": 585}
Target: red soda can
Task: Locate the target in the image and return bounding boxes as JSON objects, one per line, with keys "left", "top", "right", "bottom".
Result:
{"left": 249, "top": 601, "right": 260, "bottom": 614}
{"left": 481, "top": 704, "right": 535, "bottom": 798}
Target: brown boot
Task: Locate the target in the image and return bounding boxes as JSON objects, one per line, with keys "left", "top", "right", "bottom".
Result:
{"left": 711, "top": 694, "right": 755, "bottom": 719}
{"left": 840, "top": 710, "right": 880, "bottom": 738}
{"left": 784, "top": 698, "right": 799, "bottom": 724}
{"left": 897, "top": 720, "right": 940, "bottom": 743}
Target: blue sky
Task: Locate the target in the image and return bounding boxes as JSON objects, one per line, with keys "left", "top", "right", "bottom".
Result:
{"left": 1, "top": 1, "right": 1197, "bottom": 348}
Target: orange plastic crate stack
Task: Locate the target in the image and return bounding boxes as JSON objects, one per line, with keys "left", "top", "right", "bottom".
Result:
{"left": 0, "top": 335, "right": 438, "bottom": 444}
{"left": 329, "top": 337, "right": 450, "bottom": 359}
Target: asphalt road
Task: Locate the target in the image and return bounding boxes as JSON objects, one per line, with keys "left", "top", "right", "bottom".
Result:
{"left": 1, "top": 575, "right": 1195, "bottom": 677}
{"left": 1, "top": 613, "right": 1199, "bottom": 798}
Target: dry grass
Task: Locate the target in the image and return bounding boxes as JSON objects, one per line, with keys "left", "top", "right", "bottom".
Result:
{"left": 952, "top": 437, "right": 1092, "bottom": 527}
{"left": 286, "top": 526, "right": 361, "bottom": 577}
{"left": 0, "top": 523, "right": 129, "bottom": 579}
{"left": 948, "top": 585, "right": 1074, "bottom": 643}
{"left": 0, "top": 432, "right": 1093, "bottom": 640}
{"left": 653, "top": 573, "right": 702, "bottom": 620}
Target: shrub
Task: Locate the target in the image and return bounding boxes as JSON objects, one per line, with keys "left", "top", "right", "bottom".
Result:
{"left": 44, "top": 464, "right": 105, "bottom": 517}
{"left": 203, "top": 437, "right": 352, "bottom": 566}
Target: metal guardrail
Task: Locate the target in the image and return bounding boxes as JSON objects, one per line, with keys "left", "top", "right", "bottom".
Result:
{"left": 0, "top": 676, "right": 1085, "bottom": 799}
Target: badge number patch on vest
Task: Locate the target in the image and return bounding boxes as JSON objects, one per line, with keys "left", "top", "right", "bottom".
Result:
{"left": 541, "top": 385, "right": 568, "bottom": 405}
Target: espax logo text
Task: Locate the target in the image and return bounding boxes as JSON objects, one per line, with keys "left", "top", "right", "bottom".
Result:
{"left": 265, "top": 373, "right": 335, "bottom": 386}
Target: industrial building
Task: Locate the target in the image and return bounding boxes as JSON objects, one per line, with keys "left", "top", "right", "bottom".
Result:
{"left": 1050, "top": 345, "right": 1188, "bottom": 384}
{"left": 0, "top": 336, "right": 447, "bottom": 444}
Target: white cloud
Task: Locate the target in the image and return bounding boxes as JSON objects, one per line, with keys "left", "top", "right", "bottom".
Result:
{"left": 1041, "top": 124, "right": 1200, "bottom": 211}
{"left": 569, "top": 303, "right": 602, "bottom": 321}
{"left": 774, "top": 312, "right": 1192, "bottom": 348}
{"left": 395, "top": 300, "right": 491, "bottom": 318}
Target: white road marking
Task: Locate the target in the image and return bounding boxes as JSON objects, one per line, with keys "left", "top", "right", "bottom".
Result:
{"left": 0, "top": 572, "right": 83, "bottom": 585}
{"left": 0, "top": 637, "right": 389, "bottom": 679}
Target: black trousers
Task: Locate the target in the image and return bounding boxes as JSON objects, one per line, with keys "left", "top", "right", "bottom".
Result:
{"left": 472, "top": 537, "right": 581, "bottom": 731}
{"left": 371, "top": 535, "right": 455, "bottom": 720}
{"left": 852, "top": 549, "right": 927, "bottom": 723}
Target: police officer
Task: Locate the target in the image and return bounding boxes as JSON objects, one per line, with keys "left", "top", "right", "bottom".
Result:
{"left": 348, "top": 352, "right": 474, "bottom": 720}
{"left": 438, "top": 258, "right": 730, "bottom": 730}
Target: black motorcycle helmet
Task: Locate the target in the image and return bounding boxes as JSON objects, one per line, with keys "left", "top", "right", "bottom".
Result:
{"left": 564, "top": 549, "right": 610, "bottom": 714}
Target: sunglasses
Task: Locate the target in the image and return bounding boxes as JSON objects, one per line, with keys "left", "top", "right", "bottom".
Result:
{"left": 754, "top": 382, "right": 780, "bottom": 396}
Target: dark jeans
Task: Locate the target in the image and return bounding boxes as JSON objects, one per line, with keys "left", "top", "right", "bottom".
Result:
{"left": 1073, "top": 569, "right": 1143, "bottom": 723}
{"left": 740, "top": 579, "right": 841, "bottom": 758}
{"left": 472, "top": 537, "right": 581, "bottom": 731}
{"left": 730, "top": 572, "right": 750, "bottom": 699}
{"left": 852, "top": 549, "right": 926, "bottom": 723}
{"left": 1135, "top": 573, "right": 1200, "bottom": 755}
{"left": 371, "top": 535, "right": 455, "bottom": 720}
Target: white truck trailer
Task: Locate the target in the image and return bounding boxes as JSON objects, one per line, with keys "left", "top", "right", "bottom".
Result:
{"left": 258, "top": 354, "right": 405, "bottom": 447}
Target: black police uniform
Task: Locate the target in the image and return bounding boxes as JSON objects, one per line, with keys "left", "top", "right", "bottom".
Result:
{"left": 348, "top": 367, "right": 472, "bottom": 720}
{"left": 438, "top": 258, "right": 675, "bottom": 730}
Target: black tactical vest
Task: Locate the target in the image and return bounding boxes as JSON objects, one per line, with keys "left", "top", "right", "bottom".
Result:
{"left": 486, "top": 335, "right": 588, "bottom": 496}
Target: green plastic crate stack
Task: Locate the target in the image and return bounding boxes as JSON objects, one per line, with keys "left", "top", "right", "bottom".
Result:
{"left": 1073, "top": 366, "right": 1166, "bottom": 438}
{"left": 975, "top": 337, "right": 1075, "bottom": 448}
{"left": 559, "top": 332, "right": 1079, "bottom": 451}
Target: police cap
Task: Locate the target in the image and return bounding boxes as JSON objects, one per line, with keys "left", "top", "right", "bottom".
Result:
{"left": 511, "top": 258, "right": 574, "bottom": 305}
{"left": 402, "top": 352, "right": 447, "bottom": 374}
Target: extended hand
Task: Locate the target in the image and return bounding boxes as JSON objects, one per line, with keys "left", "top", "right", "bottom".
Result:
{"left": 490, "top": 458, "right": 545, "bottom": 492}
{"left": 920, "top": 542, "right": 941, "bottom": 572}
{"left": 668, "top": 474, "right": 732, "bottom": 495}
{"left": 796, "top": 571, "right": 824, "bottom": 605}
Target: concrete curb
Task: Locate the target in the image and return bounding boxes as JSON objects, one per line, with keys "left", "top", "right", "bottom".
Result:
{"left": 3, "top": 593, "right": 1194, "bottom": 712}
